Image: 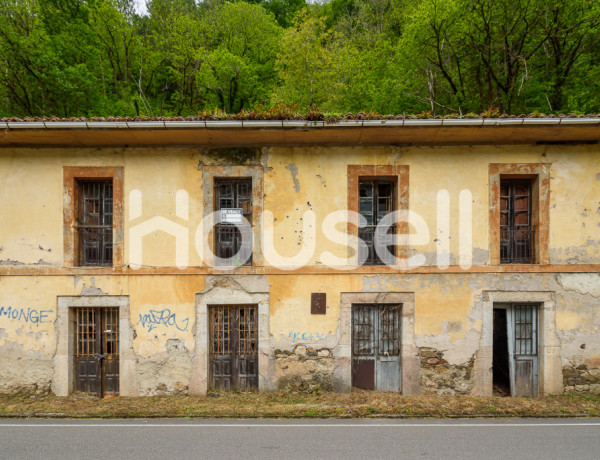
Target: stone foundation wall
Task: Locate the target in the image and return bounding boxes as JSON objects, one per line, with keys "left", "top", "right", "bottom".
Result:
{"left": 563, "top": 365, "right": 600, "bottom": 394}
{"left": 274, "top": 345, "right": 334, "bottom": 392}
{"left": 419, "top": 347, "right": 475, "bottom": 395}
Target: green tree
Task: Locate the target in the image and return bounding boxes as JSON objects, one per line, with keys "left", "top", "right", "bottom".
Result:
{"left": 272, "top": 10, "right": 344, "bottom": 109}
{"left": 197, "top": 1, "right": 281, "bottom": 112}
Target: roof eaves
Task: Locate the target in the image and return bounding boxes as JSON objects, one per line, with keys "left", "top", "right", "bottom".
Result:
{"left": 2, "top": 117, "right": 600, "bottom": 129}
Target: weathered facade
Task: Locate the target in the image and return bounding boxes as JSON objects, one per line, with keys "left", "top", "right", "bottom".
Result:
{"left": 0, "top": 118, "right": 599, "bottom": 397}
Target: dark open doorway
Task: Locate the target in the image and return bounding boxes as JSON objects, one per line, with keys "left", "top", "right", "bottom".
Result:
{"left": 493, "top": 308, "right": 510, "bottom": 396}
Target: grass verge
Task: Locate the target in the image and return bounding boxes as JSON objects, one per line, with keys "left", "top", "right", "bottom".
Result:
{"left": 1, "top": 391, "right": 600, "bottom": 418}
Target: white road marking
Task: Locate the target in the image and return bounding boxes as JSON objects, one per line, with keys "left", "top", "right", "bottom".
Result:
{"left": 0, "top": 422, "right": 599, "bottom": 428}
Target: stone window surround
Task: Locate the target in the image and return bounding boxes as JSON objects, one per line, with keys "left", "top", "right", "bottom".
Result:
{"left": 489, "top": 163, "right": 550, "bottom": 265}
{"left": 337, "top": 292, "right": 420, "bottom": 395}
{"left": 189, "top": 279, "right": 272, "bottom": 395}
{"left": 474, "top": 290, "right": 563, "bottom": 396}
{"left": 63, "top": 166, "right": 124, "bottom": 268}
{"left": 201, "top": 166, "right": 264, "bottom": 267}
{"left": 347, "top": 165, "right": 410, "bottom": 264}
{"left": 52, "top": 295, "right": 136, "bottom": 396}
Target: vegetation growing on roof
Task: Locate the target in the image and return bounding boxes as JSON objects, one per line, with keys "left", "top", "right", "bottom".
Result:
{"left": 2, "top": 104, "right": 600, "bottom": 123}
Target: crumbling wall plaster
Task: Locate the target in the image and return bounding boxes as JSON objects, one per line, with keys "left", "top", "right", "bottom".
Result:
{"left": 136, "top": 339, "right": 192, "bottom": 395}
{"left": 556, "top": 273, "right": 600, "bottom": 297}
{"left": 0, "top": 343, "right": 53, "bottom": 393}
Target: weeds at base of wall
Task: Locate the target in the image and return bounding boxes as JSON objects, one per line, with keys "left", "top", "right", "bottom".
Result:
{"left": 0, "top": 391, "right": 599, "bottom": 418}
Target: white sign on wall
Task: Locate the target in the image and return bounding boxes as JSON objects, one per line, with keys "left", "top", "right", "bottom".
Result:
{"left": 221, "top": 208, "right": 243, "bottom": 224}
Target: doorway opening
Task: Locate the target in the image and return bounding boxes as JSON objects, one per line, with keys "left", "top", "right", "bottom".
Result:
{"left": 351, "top": 303, "right": 401, "bottom": 391}
{"left": 492, "top": 303, "right": 539, "bottom": 397}
{"left": 493, "top": 308, "right": 510, "bottom": 396}
{"left": 209, "top": 304, "right": 258, "bottom": 391}
{"left": 72, "top": 307, "right": 119, "bottom": 396}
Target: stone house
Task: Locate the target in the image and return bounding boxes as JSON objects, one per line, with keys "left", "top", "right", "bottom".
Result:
{"left": 0, "top": 117, "right": 599, "bottom": 397}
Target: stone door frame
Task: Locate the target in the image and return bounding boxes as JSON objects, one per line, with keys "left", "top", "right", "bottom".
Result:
{"left": 337, "top": 292, "right": 420, "bottom": 394}
{"left": 190, "top": 276, "right": 273, "bottom": 394}
{"left": 53, "top": 295, "right": 136, "bottom": 396}
{"left": 474, "top": 290, "right": 563, "bottom": 396}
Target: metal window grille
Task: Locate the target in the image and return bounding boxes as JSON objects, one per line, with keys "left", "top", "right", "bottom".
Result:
{"left": 214, "top": 179, "right": 252, "bottom": 266}
{"left": 103, "top": 307, "right": 119, "bottom": 358}
{"left": 209, "top": 305, "right": 257, "bottom": 356}
{"left": 500, "top": 180, "right": 534, "bottom": 264}
{"left": 238, "top": 306, "right": 257, "bottom": 355}
{"left": 78, "top": 180, "right": 113, "bottom": 266}
{"left": 379, "top": 305, "right": 401, "bottom": 356}
{"left": 352, "top": 304, "right": 400, "bottom": 357}
{"left": 210, "top": 306, "right": 231, "bottom": 356}
{"left": 358, "top": 180, "right": 395, "bottom": 265}
{"left": 75, "top": 307, "right": 97, "bottom": 357}
{"left": 74, "top": 307, "right": 119, "bottom": 358}
{"left": 513, "top": 304, "right": 538, "bottom": 356}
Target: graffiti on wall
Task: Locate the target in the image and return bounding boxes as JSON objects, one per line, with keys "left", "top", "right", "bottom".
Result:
{"left": 138, "top": 308, "right": 189, "bottom": 332}
{"left": 287, "top": 332, "right": 327, "bottom": 342}
{"left": 0, "top": 306, "right": 53, "bottom": 325}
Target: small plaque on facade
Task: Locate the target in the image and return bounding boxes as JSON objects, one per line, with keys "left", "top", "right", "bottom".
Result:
{"left": 311, "top": 293, "right": 326, "bottom": 315}
{"left": 221, "top": 208, "right": 243, "bottom": 224}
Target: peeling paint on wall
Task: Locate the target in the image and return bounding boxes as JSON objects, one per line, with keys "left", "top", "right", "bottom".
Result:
{"left": 285, "top": 163, "right": 300, "bottom": 192}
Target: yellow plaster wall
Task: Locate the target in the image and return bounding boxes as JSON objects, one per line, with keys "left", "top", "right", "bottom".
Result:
{"left": 1, "top": 145, "right": 599, "bottom": 268}
{"left": 1, "top": 144, "right": 599, "bottom": 374}
{"left": 0, "top": 274, "right": 203, "bottom": 357}
{"left": 268, "top": 274, "right": 362, "bottom": 343}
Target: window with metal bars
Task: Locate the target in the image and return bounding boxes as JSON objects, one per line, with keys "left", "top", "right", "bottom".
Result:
{"left": 74, "top": 307, "right": 119, "bottom": 359}
{"left": 352, "top": 304, "right": 401, "bottom": 357}
{"left": 513, "top": 304, "right": 538, "bottom": 356}
{"left": 77, "top": 180, "right": 113, "bottom": 266}
{"left": 500, "top": 180, "right": 534, "bottom": 264}
{"left": 214, "top": 178, "right": 253, "bottom": 266}
{"left": 209, "top": 305, "right": 257, "bottom": 356}
{"left": 358, "top": 180, "right": 395, "bottom": 265}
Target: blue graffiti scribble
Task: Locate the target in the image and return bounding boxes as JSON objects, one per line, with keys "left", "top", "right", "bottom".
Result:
{"left": 0, "top": 306, "right": 52, "bottom": 325}
{"left": 288, "top": 332, "right": 326, "bottom": 341}
{"left": 138, "top": 308, "right": 189, "bottom": 332}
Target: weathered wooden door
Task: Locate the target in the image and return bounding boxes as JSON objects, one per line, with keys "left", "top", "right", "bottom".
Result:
{"left": 507, "top": 304, "right": 539, "bottom": 397}
{"left": 209, "top": 305, "right": 258, "bottom": 391}
{"left": 74, "top": 307, "right": 119, "bottom": 396}
{"left": 352, "top": 304, "right": 401, "bottom": 391}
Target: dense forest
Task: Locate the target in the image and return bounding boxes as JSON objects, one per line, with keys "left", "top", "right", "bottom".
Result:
{"left": 1, "top": 0, "right": 599, "bottom": 117}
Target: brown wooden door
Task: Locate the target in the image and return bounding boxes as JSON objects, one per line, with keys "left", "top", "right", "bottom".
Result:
{"left": 74, "top": 307, "right": 119, "bottom": 396}
{"left": 209, "top": 305, "right": 258, "bottom": 391}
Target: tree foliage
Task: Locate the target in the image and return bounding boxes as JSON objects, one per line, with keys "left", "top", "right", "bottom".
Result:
{"left": 0, "top": 0, "right": 599, "bottom": 117}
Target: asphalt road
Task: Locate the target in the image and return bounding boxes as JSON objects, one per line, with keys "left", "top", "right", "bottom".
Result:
{"left": 1, "top": 418, "right": 599, "bottom": 460}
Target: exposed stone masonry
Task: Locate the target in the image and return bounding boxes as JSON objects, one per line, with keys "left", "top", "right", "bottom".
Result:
{"left": 419, "top": 347, "right": 475, "bottom": 395}
{"left": 274, "top": 345, "right": 334, "bottom": 392}
{"left": 563, "top": 365, "right": 600, "bottom": 394}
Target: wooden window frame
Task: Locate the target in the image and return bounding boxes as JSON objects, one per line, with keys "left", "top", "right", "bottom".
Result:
{"left": 500, "top": 179, "right": 534, "bottom": 264}
{"left": 63, "top": 167, "right": 124, "bottom": 268}
{"left": 489, "top": 164, "right": 550, "bottom": 265}
{"left": 347, "top": 165, "right": 409, "bottom": 266}
{"left": 213, "top": 177, "right": 253, "bottom": 266}
{"left": 201, "top": 166, "right": 264, "bottom": 267}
